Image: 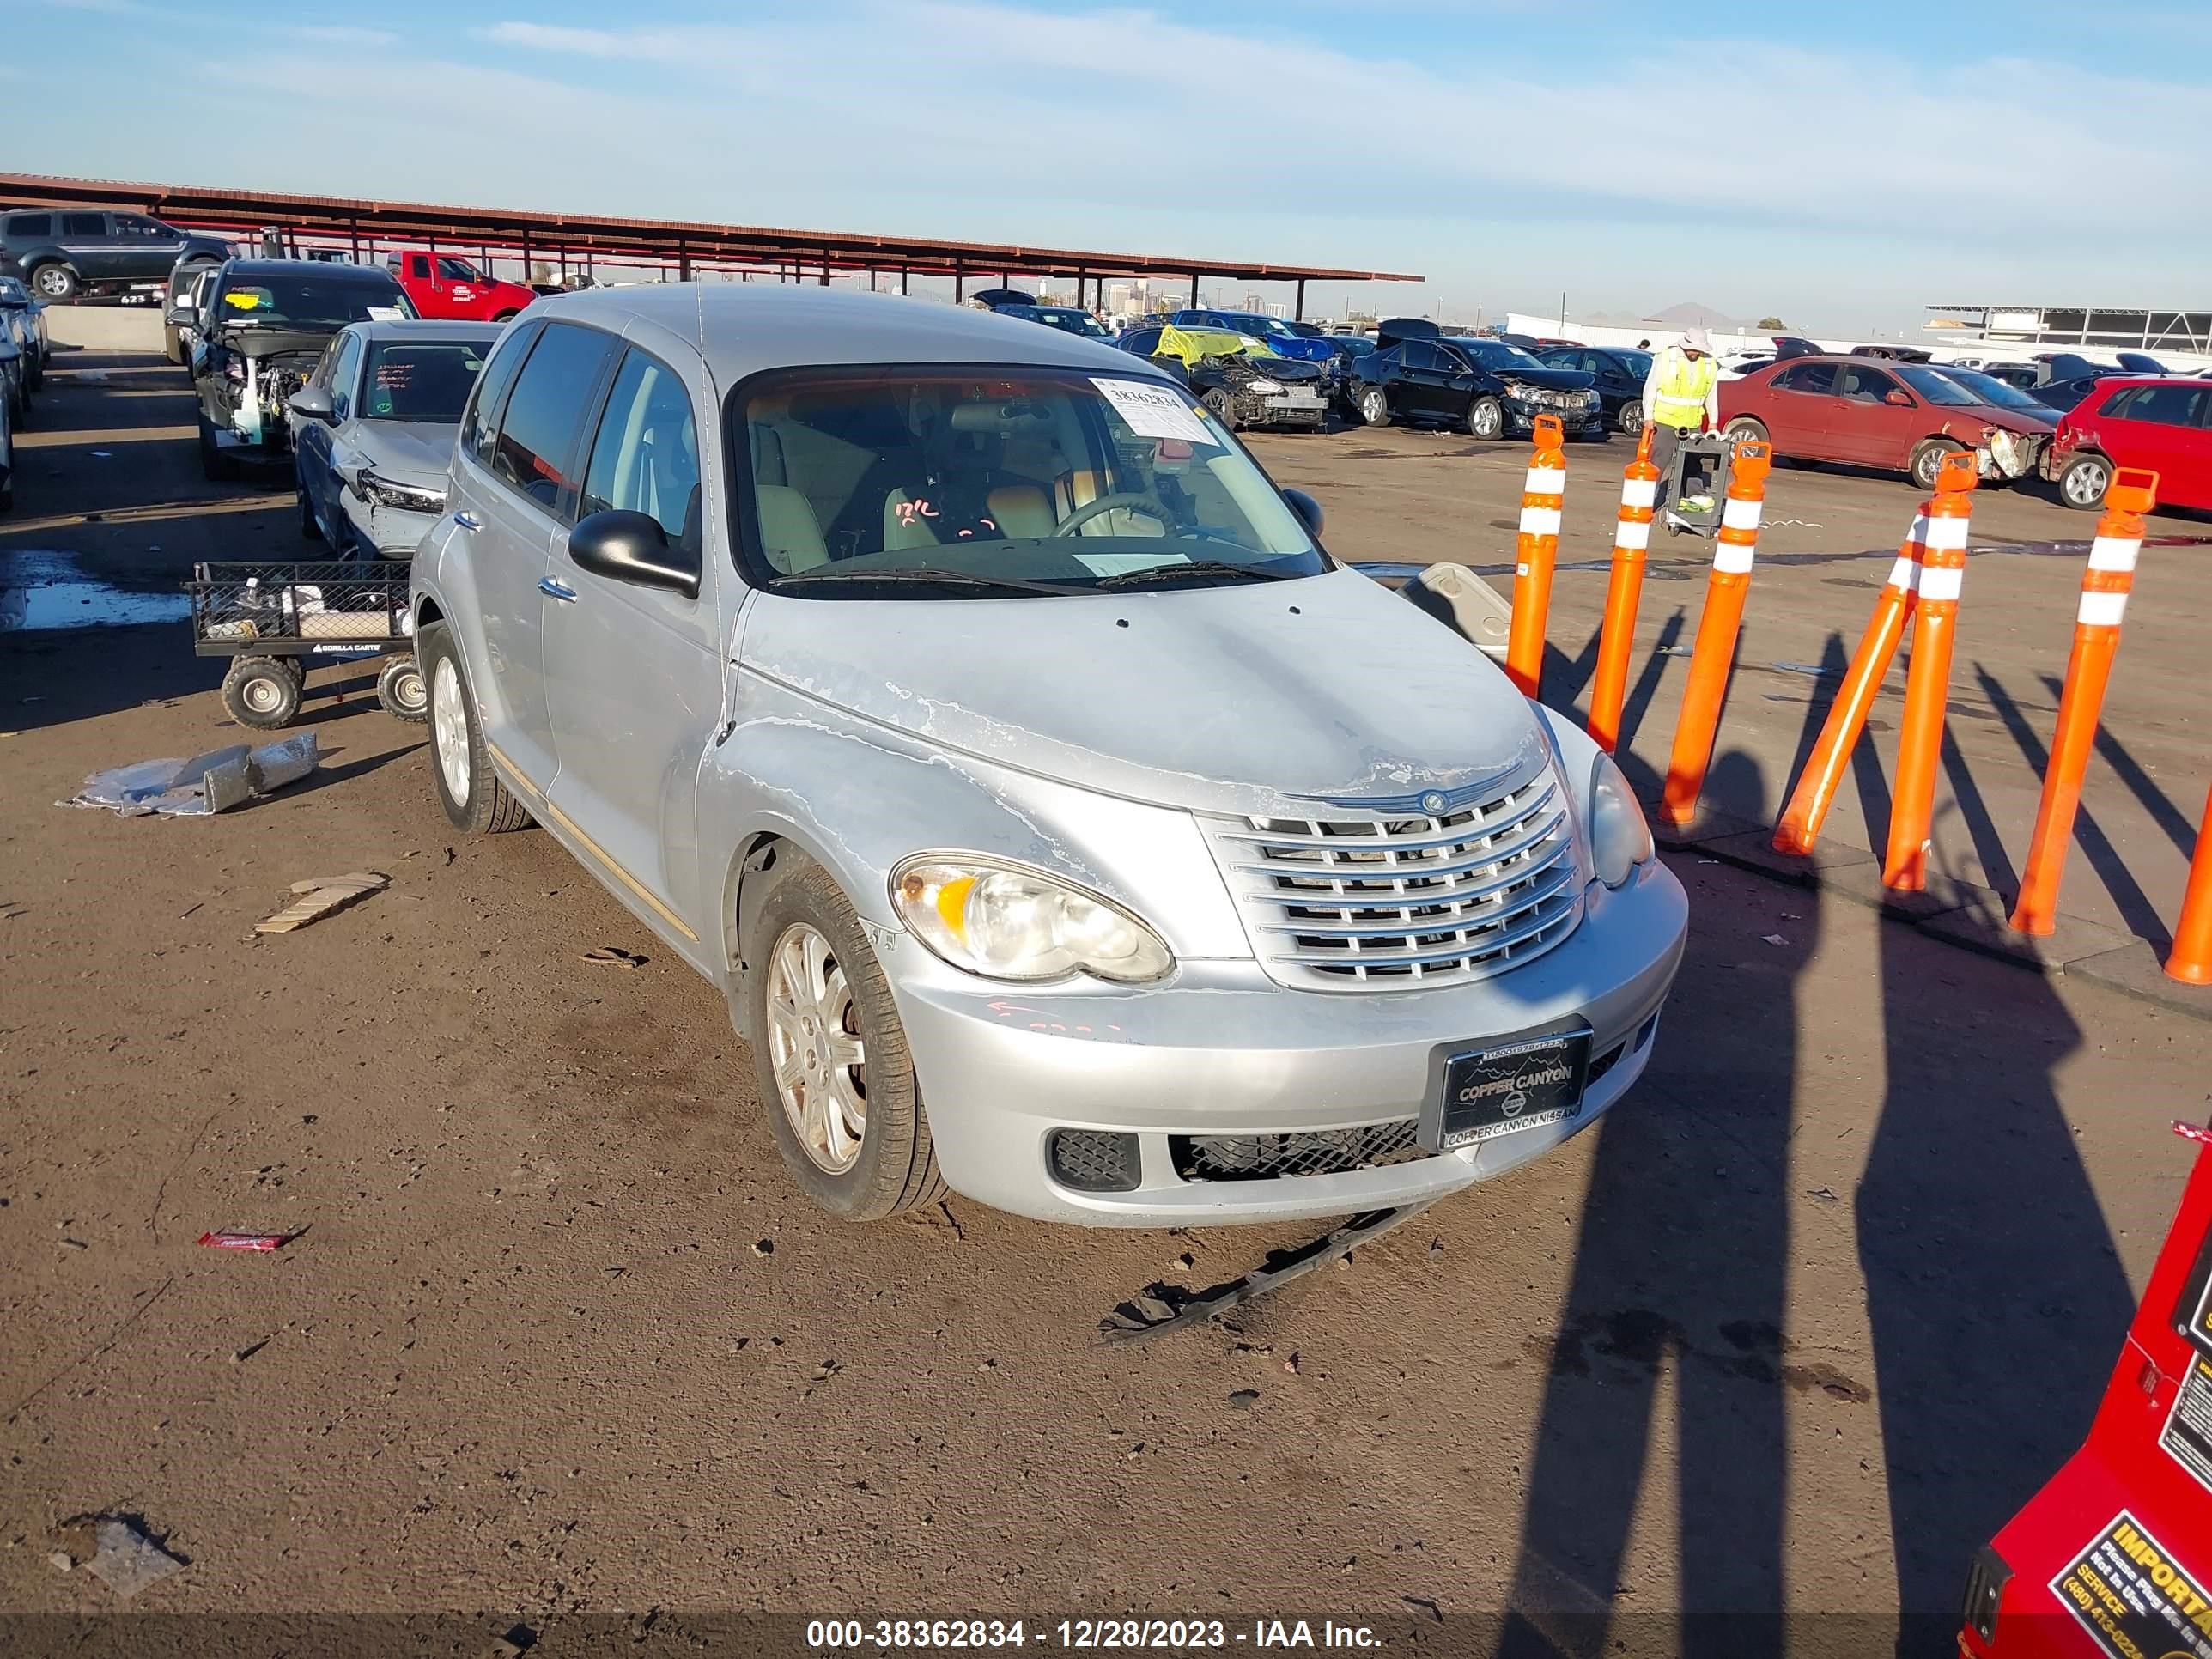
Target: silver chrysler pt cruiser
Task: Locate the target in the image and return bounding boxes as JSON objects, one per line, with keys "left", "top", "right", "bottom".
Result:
{"left": 410, "top": 284, "right": 1687, "bottom": 1227}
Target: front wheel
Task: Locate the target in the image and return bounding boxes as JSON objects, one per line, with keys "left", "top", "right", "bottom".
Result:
{"left": 30, "top": 264, "right": 79, "bottom": 301}
{"left": 1722, "top": 416, "right": 1768, "bottom": 450}
{"left": 419, "top": 622, "right": 532, "bottom": 834}
{"left": 1201, "top": 387, "right": 1238, "bottom": 430}
{"left": 1466, "top": 396, "right": 1504, "bottom": 440}
{"left": 221, "top": 656, "right": 301, "bottom": 729}
{"left": 742, "top": 852, "right": 945, "bottom": 1221}
{"left": 198, "top": 413, "right": 238, "bottom": 482}
{"left": 2058, "top": 452, "right": 2112, "bottom": 511}
{"left": 376, "top": 653, "right": 428, "bottom": 722}
{"left": 1910, "top": 438, "right": 1968, "bottom": 493}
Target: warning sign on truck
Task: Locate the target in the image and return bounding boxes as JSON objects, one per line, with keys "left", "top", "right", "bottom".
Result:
{"left": 2051, "top": 1511, "right": 2212, "bottom": 1659}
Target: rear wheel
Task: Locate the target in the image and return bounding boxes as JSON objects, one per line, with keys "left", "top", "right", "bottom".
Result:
{"left": 1722, "top": 416, "right": 1769, "bottom": 450}
{"left": 742, "top": 851, "right": 945, "bottom": 1221}
{"left": 29, "top": 264, "right": 78, "bottom": 301}
{"left": 1358, "top": 385, "right": 1392, "bottom": 428}
{"left": 1616, "top": 400, "right": 1645, "bottom": 436}
{"left": 2058, "top": 452, "right": 2112, "bottom": 511}
{"left": 1465, "top": 396, "right": 1504, "bottom": 440}
{"left": 420, "top": 621, "right": 532, "bottom": 834}
{"left": 221, "top": 656, "right": 301, "bottom": 730}
{"left": 1910, "top": 438, "right": 1969, "bottom": 492}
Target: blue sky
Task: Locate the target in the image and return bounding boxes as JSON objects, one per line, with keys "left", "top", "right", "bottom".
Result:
{"left": 9, "top": 0, "right": 2211, "bottom": 334}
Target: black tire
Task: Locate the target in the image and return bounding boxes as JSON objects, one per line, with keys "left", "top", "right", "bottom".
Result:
{"left": 1357, "top": 385, "right": 1392, "bottom": 428}
{"left": 1616, "top": 400, "right": 1645, "bottom": 437}
{"left": 221, "top": 656, "right": 301, "bottom": 730}
{"left": 2058, "top": 452, "right": 2112, "bottom": 512}
{"left": 1910, "top": 438, "right": 1968, "bottom": 493}
{"left": 741, "top": 850, "right": 945, "bottom": 1221}
{"left": 296, "top": 479, "right": 323, "bottom": 542}
{"left": 418, "top": 621, "right": 531, "bottom": 834}
{"left": 1200, "top": 386, "right": 1238, "bottom": 430}
{"left": 0, "top": 467, "right": 14, "bottom": 516}
{"left": 198, "top": 413, "right": 238, "bottom": 482}
{"left": 376, "top": 653, "right": 428, "bottom": 722}
{"left": 491, "top": 309, "right": 521, "bottom": 323}
{"left": 1723, "top": 416, "right": 1769, "bottom": 451}
{"left": 1465, "top": 395, "right": 1504, "bottom": 440}
{"left": 280, "top": 654, "right": 310, "bottom": 689}
{"left": 29, "top": 263, "right": 78, "bottom": 302}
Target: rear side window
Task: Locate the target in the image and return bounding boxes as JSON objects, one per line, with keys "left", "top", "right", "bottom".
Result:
{"left": 62, "top": 213, "right": 106, "bottom": 238}
{"left": 489, "top": 323, "right": 618, "bottom": 515}
{"left": 461, "top": 319, "right": 541, "bottom": 470}
{"left": 1773, "top": 362, "right": 1837, "bottom": 394}
{"left": 6, "top": 214, "right": 52, "bottom": 238}
{"left": 2117, "top": 385, "right": 2205, "bottom": 427}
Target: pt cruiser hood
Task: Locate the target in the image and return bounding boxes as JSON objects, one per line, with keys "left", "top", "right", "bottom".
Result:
{"left": 741, "top": 568, "right": 1550, "bottom": 819}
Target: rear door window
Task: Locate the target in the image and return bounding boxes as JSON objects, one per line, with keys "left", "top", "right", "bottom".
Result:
{"left": 489, "top": 323, "right": 618, "bottom": 516}
{"left": 62, "top": 213, "right": 108, "bottom": 240}
{"left": 1772, "top": 363, "right": 1837, "bottom": 394}
{"left": 1834, "top": 364, "right": 1900, "bottom": 403}
{"left": 2119, "top": 384, "right": 2205, "bottom": 427}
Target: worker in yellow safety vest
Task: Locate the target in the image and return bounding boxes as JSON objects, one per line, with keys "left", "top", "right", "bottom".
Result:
{"left": 1641, "top": 326, "right": 1722, "bottom": 509}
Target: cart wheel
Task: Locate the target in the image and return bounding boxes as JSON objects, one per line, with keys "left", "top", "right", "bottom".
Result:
{"left": 281, "top": 654, "right": 310, "bottom": 688}
{"left": 376, "top": 655, "right": 428, "bottom": 723}
{"left": 222, "top": 656, "right": 302, "bottom": 729}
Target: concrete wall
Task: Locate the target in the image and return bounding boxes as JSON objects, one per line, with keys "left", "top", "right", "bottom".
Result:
{"left": 42, "top": 303, "right": 166, "bottom": 354}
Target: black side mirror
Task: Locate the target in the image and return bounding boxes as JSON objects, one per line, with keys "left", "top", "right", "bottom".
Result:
{"left": 286, "top": 385, "right": 336, "bottom": 422}
{"left": 1282, "top": 489, "right": 1324, "bottom": 538}
{"left": 165, "top": 304, "right": 196, "bottom": 328}
{"left": 568, "top": 509, "right": 699, "bottom": 599}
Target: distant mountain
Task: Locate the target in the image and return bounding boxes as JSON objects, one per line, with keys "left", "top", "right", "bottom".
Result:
{"left": 1650, "top": 301, "right": 1745, "bottom": 331}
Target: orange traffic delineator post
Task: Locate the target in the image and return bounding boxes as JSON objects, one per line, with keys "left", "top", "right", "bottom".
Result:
{"left": 1770, "top": 471, "right": 1959, "bottom": 854}
{"left": 1880, "top": 455, "right": 1981, "bottom": 890}
{"left": 2168, "top": 784, "right": 2212, "bottom": 986}
{"left": 1585, "top": 426, "right": 1661, "bottom": 754}
{"left": 1658, "top": 440, "right": 1772, "bottom": 825}
{"left": 1504, "top": 415, "right": 1567, "bottom": 698}
{"left": 2008, "top": 468, "right": 2160, "bottom": 935}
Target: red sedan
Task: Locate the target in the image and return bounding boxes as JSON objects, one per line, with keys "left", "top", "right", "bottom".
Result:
{"left": 2045, "top": 377, "right": 2212, "bottom": 511}
{"left": 1718, "top": 355, "right": 2056, "bottom": 490}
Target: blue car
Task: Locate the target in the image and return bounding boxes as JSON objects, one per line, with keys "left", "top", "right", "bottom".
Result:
{"left": 1170, "top": 308, "right": 1343, "bottom": 368}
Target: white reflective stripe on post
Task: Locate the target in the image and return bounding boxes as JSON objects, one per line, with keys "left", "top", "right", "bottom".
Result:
{"left": 1524, "top": 466, "right": 1565, "bottom": 498}
{"left": 1519, "top": 507, "right": 1563, "bottom": 537}
{"left": 2087, "top": 537, "right": 2141, "bottom": 573}
{"left": 1613, "top": 520, "right": 1651, "bottom": 550}
{"left": 1721, "top": 497, "right": 1762, "bottom": 532}
{"left": 2078, "top": 590, "right": 2130, "bottom": 627}
{"left": 1885, "top": 555, "right": 1922, "bottom": 592}
{"left": 1923, "top": 516, "right": 1971, "bottom": 551}
{"left": 1620, "top": 478, "right": 1659, "bottom": 509}
{"left": 1918, "top": 566, "right": 1964, "bottom": 602}
{"left": 1713, "top": 543, "right": 1756, "bottom": 574}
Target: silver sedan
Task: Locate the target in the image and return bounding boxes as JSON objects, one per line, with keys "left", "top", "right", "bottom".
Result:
{"left": 410, "top": 286, "right": 1686, "bottom": 1227}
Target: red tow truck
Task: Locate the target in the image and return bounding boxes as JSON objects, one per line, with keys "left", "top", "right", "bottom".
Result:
{"left": 383, "top": 252, "right": 535, "bottom": 323}
{"left": 1960, "top": 1120, "right": 2212, "bottom": 1659}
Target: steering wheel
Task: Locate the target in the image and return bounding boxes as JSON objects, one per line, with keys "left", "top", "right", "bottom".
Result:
{"left": 1053, "top": 493, "right": 1170, "bottom": 538}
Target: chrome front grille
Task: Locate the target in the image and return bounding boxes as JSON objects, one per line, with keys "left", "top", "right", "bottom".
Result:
{"left": 1208, "top": 765, "right": 1583, "bottom": 991}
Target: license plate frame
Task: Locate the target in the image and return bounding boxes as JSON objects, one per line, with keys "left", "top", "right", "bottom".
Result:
{"left": 1421, "top": 1025, "right": 1592, "bottom": 1152}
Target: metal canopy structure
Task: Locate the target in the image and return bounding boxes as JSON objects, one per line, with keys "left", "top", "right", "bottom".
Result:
{"left": 1926, "top": 302, "right": 2212, "bottom": 356}
{"left": 0, "top": 172, "right": 1422, "bottom": 318}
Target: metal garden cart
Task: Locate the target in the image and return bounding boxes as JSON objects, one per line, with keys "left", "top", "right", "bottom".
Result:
{"left": 187, "top": 561, "right": 425, "bottom": 730}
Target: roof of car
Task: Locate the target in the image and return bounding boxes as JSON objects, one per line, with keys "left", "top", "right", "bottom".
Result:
{"left": 526, "top": 283, "right": 1157, "bottom": 382}
{"left": 342, "top": 319, "right": 507, "bottom": 342}
{"left": 219, "top": 258, "right": 399, "bottom": 283}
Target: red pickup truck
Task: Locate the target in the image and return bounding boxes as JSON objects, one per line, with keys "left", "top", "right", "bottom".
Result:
{"left": 384, "top": 252, "right": 535, "bottom": 323}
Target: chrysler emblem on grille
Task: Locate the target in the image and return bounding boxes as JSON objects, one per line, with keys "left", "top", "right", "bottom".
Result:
{"left": 1419, "top": 789, "right": 1449, "bottom": 815}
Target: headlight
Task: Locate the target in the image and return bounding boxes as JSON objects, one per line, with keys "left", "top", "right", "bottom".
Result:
{"left": 358, "top": 470, "right": 447, "bottom": 513}
{"left": 890, "top": 855, "right": 1175, "bottom": 984}
{"left": 1587, "top": 752, "right": 1653, "bottom": 889}
{"left": 1244, "top": 376, "right": 1285, "bottom": 396}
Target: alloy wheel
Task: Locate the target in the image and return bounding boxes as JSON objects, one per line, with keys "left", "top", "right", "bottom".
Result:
{"left": 2063, "top": 459, "right": 2110, "bottom": 507}
{"left": 1362, "top": 390, "right": 1388, "bottom": 424}
{"left": 432, "top": 658, "right": 471, "bottom": 805}
{"left": 766, "top": 923, "right": 868, "bottom": 1175}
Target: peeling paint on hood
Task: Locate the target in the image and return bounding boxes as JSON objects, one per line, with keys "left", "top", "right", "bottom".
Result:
{"left": 739, "top": 568, "right": 1547, "bottom": 818}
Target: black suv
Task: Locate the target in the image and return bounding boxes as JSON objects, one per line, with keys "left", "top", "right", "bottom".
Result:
{"left": 0, "top": 207, "right": 234, "bottom": 301}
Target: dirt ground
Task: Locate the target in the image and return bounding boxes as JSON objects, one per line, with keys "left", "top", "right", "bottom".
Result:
{"left": 3, "top": 347, "right": 2209, "bottom": 1650}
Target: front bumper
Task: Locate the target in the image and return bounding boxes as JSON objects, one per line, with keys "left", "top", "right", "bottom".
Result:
{"left": 1234, "top": 387, "right": 1329, "bottom": 428}
{"left": 1507, "top": 399, "right": 1606, "bottom": 438}
{"left": 344, "top": 495, "right": 441, "bottom": 560}
{"left": 890, "top": 859, "right": 1687, "bottom": 1225}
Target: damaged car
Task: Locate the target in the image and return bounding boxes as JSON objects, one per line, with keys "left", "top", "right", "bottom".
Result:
{"left": 288, "top": 319, "right": 499, "bottom": 557}
{"left": 1352, "top": 329, "right": 1605, "bottom": 441}
{"left": 1719, "top": 356, "right": 2054, "bottom": 489}
{"left": 1118, "top": 323, "right": 1330, "bottom": 430}
{"left": 411, "top": 285, "right": 1687, "bottom": 1228}
{"left": 180, "top": 260, "right": 415, "bottom": 480}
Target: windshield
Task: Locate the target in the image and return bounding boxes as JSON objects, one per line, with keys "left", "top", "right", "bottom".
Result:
{"left": 215, "top": 275, "right": 415, "bottom": 327}
{"left": 1897, "top": 366, "right": 1987, "bottom": 408}
{"left": 1462, "top": 340, "right": 1547, "bottom": 372}
{"left": 736, "top": 368, "right": 1326, "bottom": 598}
{"left": 1929, "top": 368, "right": 2051, "bottom": 414}
{"left": 1029, "top": 308, "right": 1110, "bottom": 338}
{"left": 362, "top": 340, "right": 489, "bottom": 423}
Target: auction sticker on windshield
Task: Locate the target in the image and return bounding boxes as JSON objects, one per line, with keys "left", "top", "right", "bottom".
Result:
{"left": 2050, "top": 1512, "right": 2212, "bottom": 1659}
{"left": 1426, "top": 1028, "right": 1590, "bottom": 1152}
{"left": 1091, "top": 378, "right": 1216, "bottom": 445}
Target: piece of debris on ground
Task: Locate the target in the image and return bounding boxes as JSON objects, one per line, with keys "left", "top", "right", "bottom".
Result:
{"left": 62, "top": 1516, "right": 187, "bottom": 1599}
{"left": 196, "top": 1231, "right": 296, "bottom": 1252}
{"left": 255, "top": 872, "right": 388, "bottom": 934}
{"left": 63, "top": 733, "right": 319, "bottom": 817}
{"left": 579, "top": 946, "right": 647, "bottom": 969}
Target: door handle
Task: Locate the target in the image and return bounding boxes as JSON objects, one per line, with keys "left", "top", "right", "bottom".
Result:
{"left": 453, "top": 510, "right": 482, "bottom": 530}
{"left": 538, "top": 577, "right": 578, "bottom": 603}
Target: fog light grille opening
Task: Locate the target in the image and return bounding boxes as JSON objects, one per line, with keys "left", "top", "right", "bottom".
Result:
{"left": 1172, "top": 1120, "right": 1431, "bottom": 1183}
{"left": 1635, "top": 1012, "right": 1660, "bottom": 1051}
{"left": 1046, "top": 1129, "right": 1140, "bottom": 1194}
{"left": 1586, "top": 1040, "right": 1628, "bottom": 1088}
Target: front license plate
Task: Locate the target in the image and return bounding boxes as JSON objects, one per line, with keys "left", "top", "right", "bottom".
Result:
{"left": 1267, "top": 393, "right": 1324, "bottom": 409}
{"left": 1432, "top": 1028, "right": 1591, "bottom": 1150}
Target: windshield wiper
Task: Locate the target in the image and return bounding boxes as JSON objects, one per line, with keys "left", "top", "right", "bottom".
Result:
{"left": 1091, "top": 559, "right": 1302, "bottom": 590}
{"left": 771, "top": 566, "right": 1089, "bottom": 598}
